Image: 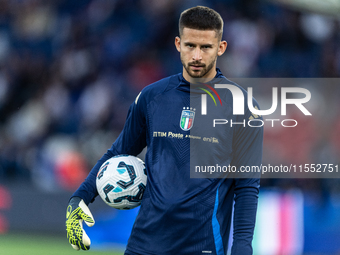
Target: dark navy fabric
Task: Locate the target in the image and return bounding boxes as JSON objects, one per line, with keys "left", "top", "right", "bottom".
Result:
{"left": 73, "top": 69, "right": 263, "bottom": 255}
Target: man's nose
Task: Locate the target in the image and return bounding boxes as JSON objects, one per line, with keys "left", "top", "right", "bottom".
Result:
{"left": 192, "top": 47, "right": 202, "bottom": 61}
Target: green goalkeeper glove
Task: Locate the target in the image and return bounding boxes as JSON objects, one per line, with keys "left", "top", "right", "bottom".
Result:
{"left": 66, "top": 197, "right": 95, "bottom": 250}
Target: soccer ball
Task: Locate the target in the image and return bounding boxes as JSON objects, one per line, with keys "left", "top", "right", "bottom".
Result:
{"left": 96, "top": 155, "right": 147, "bottom": 210}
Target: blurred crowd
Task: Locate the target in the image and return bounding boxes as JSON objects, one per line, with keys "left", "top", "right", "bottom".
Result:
{"left": 0, "top": 0, "right": 339, "bottom": 196}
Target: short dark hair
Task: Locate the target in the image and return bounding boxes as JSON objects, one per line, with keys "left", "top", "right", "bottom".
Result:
{"left": 179, "top": 6, "right": 224, "bottom": 40}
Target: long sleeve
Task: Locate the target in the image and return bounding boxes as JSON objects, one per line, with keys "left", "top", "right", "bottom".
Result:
{"left": 72, "top": 91, "right": 147, "bottom": 205}
{"left": 231, "top": 182, "right": 259, "bottom": 255}
{"left": 230, "top": 96, "right": 263, "bottom": 255}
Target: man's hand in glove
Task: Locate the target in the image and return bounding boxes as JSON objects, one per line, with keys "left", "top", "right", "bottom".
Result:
{"left": 66, "top": 197, "right": 95, "bottom": 250}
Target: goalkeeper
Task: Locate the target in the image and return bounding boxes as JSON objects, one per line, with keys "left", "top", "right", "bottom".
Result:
{"left": 66, "top": 5, "right": 263, "bottom": 255}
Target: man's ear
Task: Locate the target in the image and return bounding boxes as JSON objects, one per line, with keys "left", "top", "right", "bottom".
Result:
{"left": 217, "top": 40, "right": 227, "bottom": 56}
{"left": 175, "top": 36, "right": 181, "bottom": 53}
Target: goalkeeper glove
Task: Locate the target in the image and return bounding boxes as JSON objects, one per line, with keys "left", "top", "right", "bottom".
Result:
{"left": 66, "top": 197, "right": 95, "bottom": 250}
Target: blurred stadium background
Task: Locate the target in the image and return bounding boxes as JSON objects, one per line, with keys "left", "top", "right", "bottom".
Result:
{"left": 0, "top": 0, "right": 339, "bottom": 254}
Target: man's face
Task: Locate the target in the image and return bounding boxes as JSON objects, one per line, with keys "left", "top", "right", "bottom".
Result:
{"left": 175, "top": 28, "right": 227, "bottom": 81}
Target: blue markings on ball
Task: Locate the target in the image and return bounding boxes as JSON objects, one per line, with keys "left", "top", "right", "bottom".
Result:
{"left": 117, "top": 167, "right": 126, "bottom": 174}
{"left": 103, "top": 183, "right": 115, "bottom": 203}
{"left": 97, "top": 162, "right": 109, "bottom": 180}
{"left": 113, "top": 187, "right": 123, "bottom": 193}
{"left": 116, "top": 161, "right": 136, "bottom": 189}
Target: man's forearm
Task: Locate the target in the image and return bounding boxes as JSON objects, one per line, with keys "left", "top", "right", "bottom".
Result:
{"left": 231, "top": 186, "right": 259, "bottom": 255}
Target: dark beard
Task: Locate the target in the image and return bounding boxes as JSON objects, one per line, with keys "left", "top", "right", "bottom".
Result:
{"left": 181, "top": 57, "right": 217, "bottom": 78}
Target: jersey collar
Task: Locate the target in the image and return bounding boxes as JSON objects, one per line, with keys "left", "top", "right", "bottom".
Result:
{"left": 177, "top": 68, "right": 225, "bottom": 92}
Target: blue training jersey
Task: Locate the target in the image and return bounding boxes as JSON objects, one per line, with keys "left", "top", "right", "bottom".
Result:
{"left": 73, "top": 68, "right": 263, "bottom": 255}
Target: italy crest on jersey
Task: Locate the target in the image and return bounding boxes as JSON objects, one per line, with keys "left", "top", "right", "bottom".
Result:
{"left": 180, "top": 108, "right": 195, "bottom": 131}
